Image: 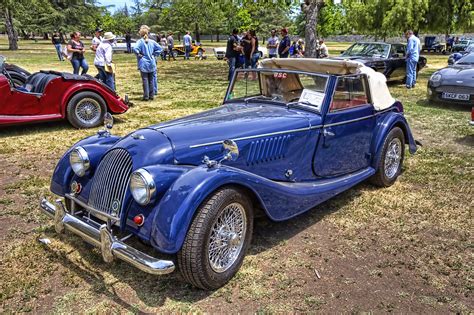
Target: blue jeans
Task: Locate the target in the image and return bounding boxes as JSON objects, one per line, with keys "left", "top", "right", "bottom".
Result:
{"left": 96, "top": 65, "right": 115, "bottom": 91}
{"left": 406, "top": 59, "right": 417, "bottom": 87}
{"left": 153, "top": 71, "right": 158, "bottom": 95}
{"left": 126, "top": 42, "right": 132, "bottom": 53}
{"left": 140, "top": 71, "right": 155, "bottom": 99}
{"left": 184, "top": 45, "right": 191, "bottom": 60}
{"left": 54, "top": 44, "right": 63, "bottom": 61}
{"left": 227, "top": 57, "right": 236, "bottom": 81}
{"left": 71, "top": 58, "right": 88, "bottom": 75}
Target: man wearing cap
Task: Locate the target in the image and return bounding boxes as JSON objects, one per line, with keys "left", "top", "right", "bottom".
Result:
{"left": 278, "top": 28, "right": 291, "bottom": 58}
{"left": 94, "top": 32, "right": 116, "bottom": 90}
{"left": 91, "top": 27, "right": 103, "bottom": 52}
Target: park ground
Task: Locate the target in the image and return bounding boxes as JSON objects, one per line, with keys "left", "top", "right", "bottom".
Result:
{"left": 0, "top": 39, "right": 472, "bottom": 313}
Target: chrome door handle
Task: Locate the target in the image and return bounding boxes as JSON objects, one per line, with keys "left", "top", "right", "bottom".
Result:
{"left": 323, "top": 129, "right": 335, "bottom": 137}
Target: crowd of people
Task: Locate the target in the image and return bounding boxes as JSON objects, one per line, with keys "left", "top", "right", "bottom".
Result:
{"left": 224, "top": 27, "right": 329, "bottom": 81}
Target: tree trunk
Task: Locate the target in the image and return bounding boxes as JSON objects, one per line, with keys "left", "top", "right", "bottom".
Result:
{"left": 195, "top": 22, "right": 200, "bottom": 43}
{"left": 43, "top": 32, "right": 49, "bottom": 40}
{"left": 4, "top": 7, "right": 18, "bottom": 51}
{"left": 302, "top": 0, "right": 324, "bottom": 58}
{"left": 216, "top": 29, "right": 219, "bottom": 42}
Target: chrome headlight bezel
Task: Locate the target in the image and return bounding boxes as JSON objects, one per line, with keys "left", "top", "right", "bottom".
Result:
{"left": 69, "top": 146, "right": 90, "bottom": 177}
{"left": 130, "top": 168, "right": 156, "bottom": 206}
{"left": 430, "top": 73, "right": 442, "bottom": 82}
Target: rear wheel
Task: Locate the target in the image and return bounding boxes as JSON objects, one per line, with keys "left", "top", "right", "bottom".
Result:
{"left": 66, "top": 91, "right": 106, "bottom": 129}
{"left": 178, "top": 187, "right": 253, "bottom": 290}
{"left": 371, "top": 127, "right": 405, "bottom": 187}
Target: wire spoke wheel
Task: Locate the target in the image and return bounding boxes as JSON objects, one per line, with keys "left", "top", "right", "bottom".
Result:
{"left": 208, "top": 202, "right": 247, "bottom": 273}
{"left": 75, "top": 97, "right": 102, "bottom": 126}
{"left": 384, "top": 138, "right": 402, "bottom": 179}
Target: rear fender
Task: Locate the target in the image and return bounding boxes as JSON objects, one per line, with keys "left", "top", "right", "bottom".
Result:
{"left": 50, "top": 135, "right": 121, "bottom": 196}
{"left": 60, "top": 83, "right": 128, "bottom": 116}
{"left": 371, "top": 112, "right": 417, "bottom": 169}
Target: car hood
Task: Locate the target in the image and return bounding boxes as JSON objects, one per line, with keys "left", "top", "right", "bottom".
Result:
{"left": 436, "top": 65, "right": 474, "bottom": 86}
{"left": 150, "top": 103, "right": 315, "bottom": 164}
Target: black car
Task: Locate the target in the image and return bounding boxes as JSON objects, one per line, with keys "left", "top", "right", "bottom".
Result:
{"left": 333, "top": 42, "right": 427, "bottom": 82}
{"left": 427, "top": 53, "right": 474, "bottom": 105}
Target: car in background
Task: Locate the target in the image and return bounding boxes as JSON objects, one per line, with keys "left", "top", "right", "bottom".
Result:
{"left": 448, "top": 44, "right": 474, "bottom": 65}
{"left": 422, "top": 36, "right": 444, "bottom": 53}
{"left": 214, "top": 46, "right": 268, "bottom": 60}
{"left": 427, "top": 53, "right": 474, "bottom": 105}
{"left": 452, "top": 39, "right": 474, "bottom": 52}
{"left": 171, "top": 44, "right": 205, "bottom": 59}
{"left": 333, "top": 42, "right": 427, "bottom": 82}
{"left": 0, "top": 56, "right": 129, "bottom": 128}
{"left": 40, "top": 58, "right": 418, "bottom": 290}
{"left": 112, "top": 37, "right": 137, "bottom": 53}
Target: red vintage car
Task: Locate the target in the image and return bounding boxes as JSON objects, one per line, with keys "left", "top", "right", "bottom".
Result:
{"left": 0, "top": 57, "right": 128, "bottom": 128}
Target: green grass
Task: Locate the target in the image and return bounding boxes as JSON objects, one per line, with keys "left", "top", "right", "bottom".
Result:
{"left": 0, "top": 38, "right": 472, "bottom": 313}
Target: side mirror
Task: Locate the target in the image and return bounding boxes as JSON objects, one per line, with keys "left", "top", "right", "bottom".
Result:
{"left": 340, "top": 50, "right": 345, "bottom": 54}
{"left": 222, "top": 139, "right": 239, "bottom": 162}
{"left": 104, "top": 112, "right": 114, "bottom": 130}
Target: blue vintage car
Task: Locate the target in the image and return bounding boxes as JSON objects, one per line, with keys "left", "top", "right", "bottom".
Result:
{"left": 41, "top": 59, "right": 418, "bottom": 290}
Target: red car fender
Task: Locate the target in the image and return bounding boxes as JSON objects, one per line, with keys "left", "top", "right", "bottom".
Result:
{"left": 59, "top": 82, "right": 128, "bottom": 117}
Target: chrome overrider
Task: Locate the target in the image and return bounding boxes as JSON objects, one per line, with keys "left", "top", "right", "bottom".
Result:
{"left": 39, "top": 197, "right": 175, "bottom": 275}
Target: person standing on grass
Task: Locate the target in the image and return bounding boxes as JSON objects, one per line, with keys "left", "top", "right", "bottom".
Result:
{"left": 125, "top": 31, "right": 132, "bottom": 53}
{"left": 67, "top": 32, "right": 88, "bottom": 75}
{"left": 52, "top": 31, "right": 64, "bottom": 61}
{"left": 405, "top": 30, "right": 421, "bottom": 89}
{"left": 134, "top": 25, "right": 163, "bottom": 101}
{"left": 160, "top": 34, "right": 168, "bottom": 60}
{"left": 267, "top": 29, "right": 279, "bottom": 58}
{"left": 183, "top": 31, "right": 192, "bottom": 60}
{"left": 278, "top": 28, "right": 291, "bottom": 58}
{"left": 94, "top": 32, "right": 116, "bottom": 90}
{"left": 167, "top": 32, "right": 176, "bottom": 61}
{"left": 225, "top": 29, "right": 240, "bottom": 81}
{"left": 90, "top": 27, "right": 103, "bottom": 52}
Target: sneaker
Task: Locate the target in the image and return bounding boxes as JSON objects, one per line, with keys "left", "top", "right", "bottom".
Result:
{"left": 142, "top": 97, "right": 149, "bottom": 101}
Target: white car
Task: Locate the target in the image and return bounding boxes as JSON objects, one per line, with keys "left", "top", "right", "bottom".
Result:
{"left": 112, "top": 37, "right": 136, "bottom": 53}
{"left": 213, "top": 47, "right": 268, "bottom": 60}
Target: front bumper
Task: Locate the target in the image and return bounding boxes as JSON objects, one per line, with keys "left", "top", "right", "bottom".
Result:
{"left": 40, "top": 198, "right": 175, "bottom": 275}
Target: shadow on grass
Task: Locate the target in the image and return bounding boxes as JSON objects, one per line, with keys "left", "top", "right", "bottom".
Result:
{"left": 416, "top": 99, "right": 472, "bottom": 112}
{"left": 42, "top": 182, "right": 371, "bottom": 310}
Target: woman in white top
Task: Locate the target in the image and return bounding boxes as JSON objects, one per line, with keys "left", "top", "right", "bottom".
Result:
{"left": 94, "top": 32, "right": 115, "bottom": 90}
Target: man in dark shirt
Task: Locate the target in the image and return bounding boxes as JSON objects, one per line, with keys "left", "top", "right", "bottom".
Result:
{"left": 52, "top": 31, "right": 64, "bottom": 61}
{"left": 125, "top": 31, "right": 132, "bottom": 53}
{"left": 278, "top": 28, "right": 291, "bottom": 58}
{"left": 225, "top": 29, "right": 240, "bottom": 81}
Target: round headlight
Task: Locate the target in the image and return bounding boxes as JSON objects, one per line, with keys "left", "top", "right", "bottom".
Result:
{"left": 430, "top": 73, "right": 442, "bottom": 82}
{"left": 130, "top": 169, "right": 156, "bottom": 205}
{"left": 69, "top": 147, "right": 90, "bottom": 177}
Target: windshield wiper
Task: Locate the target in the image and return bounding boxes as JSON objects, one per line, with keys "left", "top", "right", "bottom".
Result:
{"left": 244, "top": 95, "right": 281, "bottom": 104}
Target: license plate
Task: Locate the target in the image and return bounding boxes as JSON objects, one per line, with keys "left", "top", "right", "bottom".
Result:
{"left": 441, "top": 92, "right": 470, "bottom": 100}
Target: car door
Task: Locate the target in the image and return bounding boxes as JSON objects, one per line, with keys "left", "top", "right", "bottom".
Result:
{"left": 0, "top": 74, "right": 43, "bottom": 116}
{"left": 313, "top": 75, "right": 375, "bottom": 177}
{"left": 389, "top": 44, "right": 407, "bottom": 80}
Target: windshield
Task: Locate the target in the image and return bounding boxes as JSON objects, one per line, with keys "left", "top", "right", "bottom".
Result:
{"left": 459, "top": 40, "right": 469, "bottom": 45}
{"left": 227, "top": 69, "right": 328, "bottom": 112}
{"left": 342, "top": 43, "right": 390, "bottom": 58}
{"left": 0, "top": 56, "right": 4, "bottom": 72}
{"left": 456, "top": 53, "right": 474, "bottom": 64}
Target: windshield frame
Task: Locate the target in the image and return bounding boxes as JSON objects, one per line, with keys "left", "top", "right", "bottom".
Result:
{"left": 224, "top": 68, "right": 330, "bottom": 112}
{"left": 341, "top": 42, "right": 391, "bottom": 59}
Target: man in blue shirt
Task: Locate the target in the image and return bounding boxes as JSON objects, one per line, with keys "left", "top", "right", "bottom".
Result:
{"left": 183, "top": 31, "right": 192, "bottom": 60}
{"left": 278, "top": 28, "right": 291, "bottom": 58}
{"left": 405, "top": 30, "right": 421, "bottom": 89}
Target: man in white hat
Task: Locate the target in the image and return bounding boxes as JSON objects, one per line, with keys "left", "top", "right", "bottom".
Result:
{"left": 94, "top": 31, "right": 116, "bottom": 90}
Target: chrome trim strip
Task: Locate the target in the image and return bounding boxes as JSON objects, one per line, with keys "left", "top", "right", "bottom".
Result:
{"left": 323, "top": 114, "right": 375, "bottom": 128}
{"left": 40, "top": 197, "right": 175, "bottom": 275}
{"left": 189, "top": 125, "right": 323, "bottom": 148}
{"left": 66, "top": 193, "right": 120, "bottom": 221}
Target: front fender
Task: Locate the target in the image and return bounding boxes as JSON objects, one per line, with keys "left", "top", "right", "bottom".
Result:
{"left": 50, "top": 134, "right": 121, "bottom": 196}
{"left": 371, "top": 111, "right": 417, "bottom": 170}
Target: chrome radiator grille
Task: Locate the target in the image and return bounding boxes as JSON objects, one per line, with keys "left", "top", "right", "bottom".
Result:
{"left": 88, "top": 149, "right": 133, "bottom": 218}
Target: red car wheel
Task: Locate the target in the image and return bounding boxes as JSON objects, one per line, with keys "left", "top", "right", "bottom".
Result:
{"left": 66, "top": 91, "right": 106, "bottom": 129}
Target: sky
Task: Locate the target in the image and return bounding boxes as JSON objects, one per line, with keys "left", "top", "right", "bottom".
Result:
{"left": 99, "top": 0, "right": 135, "bottom": 12}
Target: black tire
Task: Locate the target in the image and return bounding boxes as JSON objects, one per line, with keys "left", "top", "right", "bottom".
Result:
{"left": 171, "top": 49, "right": 178, "bottom": 58}
{"left": 178, "top": 187, "right": 253, "bottom": 290}
{"left": 370, "top": 127, "right": 405, "bottom": 187}
{"left": 66, "top": 91, "right": 106, "bottom": 129}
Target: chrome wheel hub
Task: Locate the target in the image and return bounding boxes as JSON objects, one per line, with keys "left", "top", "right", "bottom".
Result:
{"left": 384, "top": 138, "right": 402, "bottom": 179}
{"left": 75, "top": 98, "right": 101, "bottom": 126}
{"left": 208, "top": 202, "right": 247, "bottom": 273}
